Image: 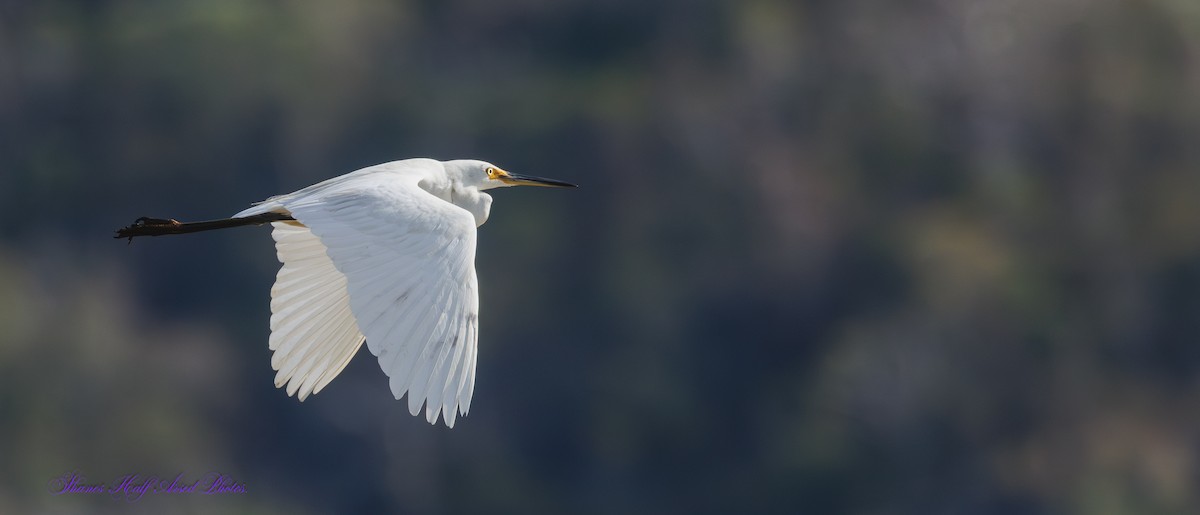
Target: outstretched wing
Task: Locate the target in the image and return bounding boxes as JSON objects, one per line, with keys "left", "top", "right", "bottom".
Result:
{"left": 268, "top": 221, "right": 365, "bottom": 401}
{"left": 260, "top": 170, "right": 480, "bottom": 428}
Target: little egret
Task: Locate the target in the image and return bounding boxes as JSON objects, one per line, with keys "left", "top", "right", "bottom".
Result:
{"left": 116, "top": 158, "right": 576, "bottom": 427}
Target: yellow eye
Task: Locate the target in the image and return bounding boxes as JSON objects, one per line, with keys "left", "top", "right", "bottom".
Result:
{"left": 486, "top": 167, "right": 496, "bottom": 179}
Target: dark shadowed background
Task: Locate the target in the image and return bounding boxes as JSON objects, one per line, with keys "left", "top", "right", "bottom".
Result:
{"left": 2, "top": 1, "right": 1200, "bottom": 514}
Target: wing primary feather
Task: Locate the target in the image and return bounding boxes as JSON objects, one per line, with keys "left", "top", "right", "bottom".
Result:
{"left": 462, "top": 319, "right": 479, "bottom": 415}
{"left": 421, "top": 299, "right": 463, "bottom": 424}
{"left": 423, "top": 276, "right": 471, "bottom": 423}
{"left": 270, "top": 289, "right": 354, "bottom": 368}
{"left": 437, "top": 317, "right": 469, "bottom": 426}
{"left": 265, "top": 221, "right": 364, "bottom": 401}
{"left": 450, "top": 319, "right": 474, "bottom": 417}
{"left": 376, "top": 276, "right": 443, "bottom": 398}
{"left": 401, "top": 285, "right": 458, "bottom": 417}
{"left": 295, "top": 309, "right": 361, "bottom": 400}
{"left": 313, "top": 335, "right": 366, "bottom": 394}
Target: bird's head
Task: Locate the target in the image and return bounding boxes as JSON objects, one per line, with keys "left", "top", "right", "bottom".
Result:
{"left": 447, "top": 160, "right": 577, "bottom": 191}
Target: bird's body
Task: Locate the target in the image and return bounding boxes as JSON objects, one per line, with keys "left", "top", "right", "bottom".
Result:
{"left": 240, "top": 158, "right": 497, "bottom": 226}
{"left": 117, "top": 158, "right": 575, "bottom": 427}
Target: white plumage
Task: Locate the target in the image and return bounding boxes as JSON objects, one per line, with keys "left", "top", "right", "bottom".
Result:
{"left": 231, "top": 158, "right": 573, "bottom": 427}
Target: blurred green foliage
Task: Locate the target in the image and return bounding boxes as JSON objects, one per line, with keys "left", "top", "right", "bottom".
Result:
{"left": 2, "top": 0, "right": 1200, "bottom": 514}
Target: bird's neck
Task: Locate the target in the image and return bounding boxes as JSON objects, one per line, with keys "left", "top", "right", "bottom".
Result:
{"left": 448, "top": 187, "right": 493, "bottom": 227}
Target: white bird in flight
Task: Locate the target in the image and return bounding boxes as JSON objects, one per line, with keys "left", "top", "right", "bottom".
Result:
{"left": 116, "top": 158, "right": 576, "bottom": 427}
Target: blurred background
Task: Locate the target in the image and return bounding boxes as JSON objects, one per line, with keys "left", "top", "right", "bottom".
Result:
{"left": 2, "top": 1, "right": 1200, "bottom": 513}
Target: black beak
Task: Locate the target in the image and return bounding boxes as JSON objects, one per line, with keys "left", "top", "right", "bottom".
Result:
{"left": 499, "top": 172, "right": 578, "bottom": 188}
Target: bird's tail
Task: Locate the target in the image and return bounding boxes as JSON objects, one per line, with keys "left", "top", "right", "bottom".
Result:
{"left": 114, "top": 212, "right": 295, "bottom": 241}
